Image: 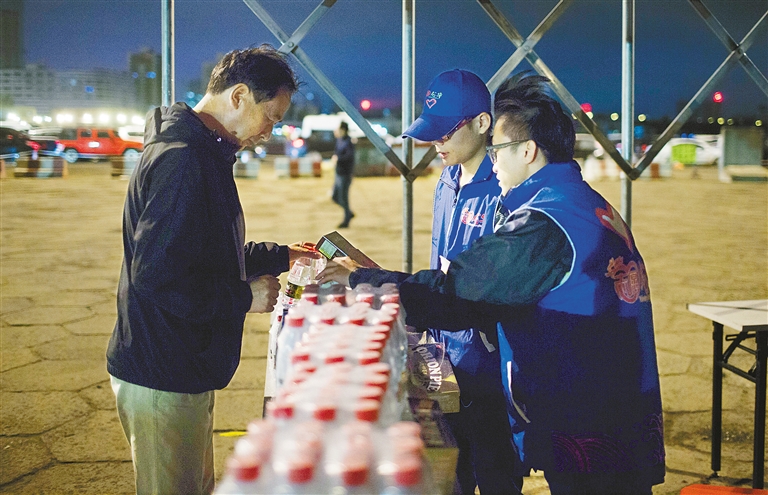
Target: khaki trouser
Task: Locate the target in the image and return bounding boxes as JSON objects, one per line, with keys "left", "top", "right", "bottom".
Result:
{"left": 110, "top": 375, "right": 215, "bottom": 495}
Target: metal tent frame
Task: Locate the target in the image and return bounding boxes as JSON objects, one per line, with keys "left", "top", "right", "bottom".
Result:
{"left": 160, "top": 0, "right": 768, "bottom": 274}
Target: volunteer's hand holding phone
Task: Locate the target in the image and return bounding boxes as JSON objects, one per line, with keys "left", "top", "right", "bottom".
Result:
{"left": 316, "top": 256, "right": 363, "bottom": 287}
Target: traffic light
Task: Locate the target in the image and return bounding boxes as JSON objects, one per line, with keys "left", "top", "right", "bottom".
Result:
{"left": 360, "top": 99, "right": 371, "bottom": 111}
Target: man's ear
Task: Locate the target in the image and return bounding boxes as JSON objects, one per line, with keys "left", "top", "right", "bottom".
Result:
{"left": 477, "top": 112, "right": 492, "bottom": 134}
{"left": 523, "top": 140, "right": 538, "bottom": 163}
{"left": 229, "top": 83, "right": 250, "bottom": 110}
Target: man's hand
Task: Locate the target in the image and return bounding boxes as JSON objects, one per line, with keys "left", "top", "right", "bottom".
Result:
{"left": 316, "top": 256, "right": 363, "bottom": 287}
{"left": 247, "top": 275, "right": 280, "bottom": 313}
{"left": 288, "top": 242, "right": 323, "bottom": 265}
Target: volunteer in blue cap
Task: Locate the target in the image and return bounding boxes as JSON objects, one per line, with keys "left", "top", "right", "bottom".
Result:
{"left": 319, "top": 69, "right": 522, "bottom": 495}
{"left": 383, "top": 73, "right": 665, "bottom": 494}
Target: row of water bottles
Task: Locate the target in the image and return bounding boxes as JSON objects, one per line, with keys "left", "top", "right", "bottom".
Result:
{"left": 217, "top": 257, "right": 437, "bottom": 493}
{"left": 216, "top": 417, "right": 433, "bottom": 494}
{"left": 275, "top": 291, "right": 407, "bottom": 392}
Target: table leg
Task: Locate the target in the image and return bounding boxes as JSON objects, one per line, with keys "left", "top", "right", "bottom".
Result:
{"left": 712, "top": 322, "right": 723, "bottom": 474}
{"left": 753, "top": 330, "right": 767, "bottom": 489}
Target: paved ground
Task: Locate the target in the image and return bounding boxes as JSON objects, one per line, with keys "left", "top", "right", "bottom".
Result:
{"left": 0, "top": 159, "right": 766, "bottom": 494}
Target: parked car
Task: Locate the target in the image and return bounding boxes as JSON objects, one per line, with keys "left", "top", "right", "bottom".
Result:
{"left": 58, "top": 127, "right": 143, "bottom": 163}
{"left": 0, "top": 127, "right": 63, "bottom": 160}
{"left": 117, "top": 125, "right": 145, "bottom": 144}
{"left": 653, "top": 136, "right": 721, "bottom": 166}
{"left": 286, "top": 130, "right": 342, "bottom": 159}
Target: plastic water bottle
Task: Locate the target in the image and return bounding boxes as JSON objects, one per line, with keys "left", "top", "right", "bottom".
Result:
{"left": 275, "top": 307, "right": 307, "bottom": 390}
{"left": 215, "top": 452, "right": 265, "bottom": 494}
{"left": 354, "top": 283, "right": 376, "bottom": 306}
{"left": 324, "top": 423, "right": 376, "bottom": 494}
{"left": 270, "top": 422, "right": 325, "bottom": 494}
{"left": 284, "top": 258, "right": 318, "bottom": 307}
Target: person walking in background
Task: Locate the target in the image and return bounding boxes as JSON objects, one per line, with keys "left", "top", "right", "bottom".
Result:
{"left": 107, "top": 45, "right": 317, "bottom": 495}
{"left": 319, "top": 69, "right": 522, "bottom": 495}
{"left": 331, "top": 121, "right": 355, "bottom": 228}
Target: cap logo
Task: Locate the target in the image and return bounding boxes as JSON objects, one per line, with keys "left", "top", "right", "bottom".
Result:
{"left": 425, "top": 90, "right": 443, "bottom": 109}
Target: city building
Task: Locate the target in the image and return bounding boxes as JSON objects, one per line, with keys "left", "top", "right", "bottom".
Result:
{"left": 0, "top": 0, "right": 23, "bottom": 69}
{"left": 129, "top": 49, "right": 162, "bottom": 112}
{"left": 0, "top": 66, "right": 148, "bottom": 131}
{"left": 1, "top": 65, "right": 138, "bottom": 118}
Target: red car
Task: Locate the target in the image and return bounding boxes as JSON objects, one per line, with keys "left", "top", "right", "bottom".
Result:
{"left": 58, "top": 128, "right": 143, "bottom": 163}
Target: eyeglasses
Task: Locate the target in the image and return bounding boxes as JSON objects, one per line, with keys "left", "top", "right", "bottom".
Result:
{"left": 436, "top": 118, "right": 471, "bottom": 143}
{"left": 486, "top": 139, "right": 529, "bottom": 164}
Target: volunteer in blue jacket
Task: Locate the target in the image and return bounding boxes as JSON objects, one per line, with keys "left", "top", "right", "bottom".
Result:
{"left": 319, "top": 69, "right": 520, "bottom": 495}
{"left": 390, "top": 73, "right": 666, "bottom": 494}
{"left": 107, "top": 46, "right": 317, "bottom": 495}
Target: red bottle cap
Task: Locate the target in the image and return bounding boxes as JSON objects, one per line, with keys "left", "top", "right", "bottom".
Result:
{"left": 367, "top": 323, "right": 390, "bottom": 336}
{"left": 381, "top": 303, "right": 400, "bottom": 316}
{"left": 227, "top": 455, "right": 261, "bottom": 482}
{"left": 287, "top": 369, "right": 310, "bottom": 385}
{"left": 287, "top": 460, "right": 314, "bottom": 484}
{"left": 393, "top": 456, "right": 422, "bottom": 486}
{"left": 356, "top": 350, "right": 381, "bottom": 365}
{"left": 325, "top": 350, "right": 346, "bottom": 364}
{"left": 354, "top": 399, "right": 380, "bottom": 422}
{"left": 290, "top": 347, "right": 311, "bottom": 364}
{"left": 362, "top": 372, "right": 389, "bottom": 390}
{"left": 268, "top": 400, "right": 294, "bottom": 420}
{"left": 325, "top": 294, "right": 346, "bottom": 305}
{"left": 364, "top": 362, "right": 391, "bottom": 377}
{"left": 366, "top": 331, "right": 388, "bottom": 343}
{"left": 370, "top": 313, "right": 395, "bottom": 329}
{"left": 286, "top": 313, "right": 304, "bottom": 327}
{"left": 361, "top": 340, "right": 384, "bottom": 352}
{"left": 292, "top": 361, "right": 318, "bottom": 375}
{"left": 357, "top": 385, "right": 385, "bottom": 402}
{"left": 313, "top": 403, "right": 337, "bottom": 421}
{"left": 341, "top": 462, "right": 369, "bottom": 486}
{"left": 380, "top": 293, "right": 400, "bottom": 304}
{"left": 355, "top": 292, "right": 375, "bottom": 304}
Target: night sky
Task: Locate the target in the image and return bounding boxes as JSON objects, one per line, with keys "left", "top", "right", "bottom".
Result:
{"left": 22, "top": 0, "right": 768, "bottom": 119}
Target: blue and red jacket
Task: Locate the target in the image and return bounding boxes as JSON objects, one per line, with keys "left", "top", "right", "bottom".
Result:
{"left": 348, "top": 155, "right": 503, "bottom": 395}
{"left": 494, "top": 162, "right": 664, "bottom": 482}
{"left": 427, "top": 155, "right": 502, "bottom": 396}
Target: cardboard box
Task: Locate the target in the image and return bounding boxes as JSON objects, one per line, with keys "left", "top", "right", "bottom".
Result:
{"left": 407, "top": 342, "right": 460, "bottom": 414}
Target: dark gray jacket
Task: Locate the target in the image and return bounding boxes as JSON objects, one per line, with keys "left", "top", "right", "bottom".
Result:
{"left": 107, "top": 103, "right": 289, "bottom": 393}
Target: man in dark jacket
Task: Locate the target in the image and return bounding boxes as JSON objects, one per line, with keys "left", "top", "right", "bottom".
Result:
{"left": 331, "top": 121, "right": 355, "bottom": 228}
{"left": 107, "top": 45, "right": 316, "bottom": 495}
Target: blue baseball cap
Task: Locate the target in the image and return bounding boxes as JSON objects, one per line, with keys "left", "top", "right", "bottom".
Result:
{"left": 402, "top": 69, "right": 491, "bottom": 142}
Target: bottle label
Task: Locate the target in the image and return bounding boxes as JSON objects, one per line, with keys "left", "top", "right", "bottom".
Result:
{"left": 285, "top": 282, "right": 304, "bottom": 300}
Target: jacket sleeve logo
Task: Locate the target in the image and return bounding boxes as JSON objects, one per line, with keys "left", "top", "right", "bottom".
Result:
{"left": 605, "top": 257, "right": 651, "bottom": 303}
{"left": 596, "top": 202, "right": 633, "bottom": 252}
